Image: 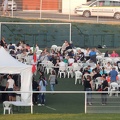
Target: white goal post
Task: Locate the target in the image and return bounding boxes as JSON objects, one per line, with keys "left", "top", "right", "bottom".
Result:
{"left": 0, "top": 22, "right": 72, "bottom": 45}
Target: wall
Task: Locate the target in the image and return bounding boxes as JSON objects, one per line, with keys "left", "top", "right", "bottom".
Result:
{"left": 22, "top": 0, "right": 58, "bottom": 10}
{"left": 62, "top": 0, "right": 87, "bottom": 14}
{"left": 22, "top": 0, "right": 87, "bottom": 12}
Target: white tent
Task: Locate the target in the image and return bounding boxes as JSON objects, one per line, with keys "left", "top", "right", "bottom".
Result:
{"left": 0, "top": 47, "right": 33, "bottom": 104}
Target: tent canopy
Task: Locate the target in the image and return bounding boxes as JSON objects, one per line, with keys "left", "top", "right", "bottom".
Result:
{"left": 0, "top": 47, "right": 33, "bottom": 103}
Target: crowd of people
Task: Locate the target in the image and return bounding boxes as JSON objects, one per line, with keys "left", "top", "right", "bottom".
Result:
{"left": 0, "top": 37, "right": 120, "bottom": 106}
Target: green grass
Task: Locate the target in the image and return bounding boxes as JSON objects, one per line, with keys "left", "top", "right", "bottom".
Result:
{"left": 0, "top": 113, "right": 120, "bottom": 120}
{"left": 0, "top": 76, "right": 85, "bottom": 114}
{"left": 32, "top": 77, "right": 85, "bottom": 114}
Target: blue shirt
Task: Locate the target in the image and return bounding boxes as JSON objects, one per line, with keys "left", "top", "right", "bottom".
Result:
{"left": 39, "top": 80, "right": 47, "bottom": 91}
{"left": 89, "top": 51, "right": 96, "bottom": 56}
{"left": 109, "top": 70, "right": 118, "bottom": 82}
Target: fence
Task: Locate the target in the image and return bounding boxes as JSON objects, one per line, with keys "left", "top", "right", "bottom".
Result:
{"left": 1, "top": 91, "right": 120, "bottom": 114}
{"left": 0, "top": 22, "right": 71, "bottom": 47}
{"left": 0, "top": 0, "right": 120, "bottom": 24}
{"left": 1, "top": 22, "right": 120, "bottom": 48}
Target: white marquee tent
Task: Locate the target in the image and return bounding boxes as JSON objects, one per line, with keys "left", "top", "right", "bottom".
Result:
{"left": 0, "top": 47, "right": 33, "bottom": 104}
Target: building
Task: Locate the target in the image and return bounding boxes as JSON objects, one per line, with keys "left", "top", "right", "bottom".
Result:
{"left": 22, "top": 0, "right": 86, "bottom": 14}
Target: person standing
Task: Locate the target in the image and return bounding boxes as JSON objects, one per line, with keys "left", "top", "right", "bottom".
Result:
{"left": 89, "top": 48, "right": 97, "bottom": 64}
{"left": 32, "top": 77, "right": 39, "bottom": 105}
{"left": 77, "top": 49, "right": 85, "bottom": 62}
{"left": 38, "top": 77, "right": 47, "bottom": 106}
{"left": 5, "top": 75, "right": 15, "bottom": 101}
{"left": 61, "top": 41, "right": 68, "bottom": 54}
{"left": 101, "top": 75, "right": 108, "bottom": 105}
{"left": 104, "top": 51, "right": 109, "bottom": 57}
{"left": 0, "top": 37, "right": 6, "bottom": 47}
{"left": 84, "top": 48, "right": 90, "bottom": 61}
{"left": 84, "top": 75, "right": 93, "bottom": 105}
{"left": 110, "top": 50, "right": 119, "bottom": 57}
{"left": 0, "top": 74, "right": 7, "bottom": 101}
{"left": 49, "top": 70, "right": 56, "bottom": 91}
{"left": 109, "top": 67, "right": 118, "bottom": 83}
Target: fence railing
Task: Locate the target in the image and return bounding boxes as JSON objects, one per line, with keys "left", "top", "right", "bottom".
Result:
{"left": 1, "top": 91, "right": 120, "bottom": 114}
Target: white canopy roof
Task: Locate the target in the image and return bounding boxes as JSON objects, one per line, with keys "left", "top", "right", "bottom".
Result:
{"left": 0, "top": 47, "right": 33, "bottom": 103}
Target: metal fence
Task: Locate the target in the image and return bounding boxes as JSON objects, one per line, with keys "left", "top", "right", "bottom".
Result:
{"left": 1, "top": 22, "right": 120, "bottom": 48}
{"left": 0, "top": 0, "right": 120, "bottom": 24}
{"left": 1, "top": 91, "right": 120, "bottom": 114}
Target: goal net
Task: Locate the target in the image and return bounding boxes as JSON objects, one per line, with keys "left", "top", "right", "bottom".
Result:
{"left": 0, "top": 22, "right": 71, "bottom": 48}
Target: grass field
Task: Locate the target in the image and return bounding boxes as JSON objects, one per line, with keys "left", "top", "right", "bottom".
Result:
{"left": 0, "top": 113, "right": 120, "bottom": 120}
{"left": 0, "top": 16, "right": 120, "bottom": 119}
{"left": 0, "top": 73, "right": 120, "bottom": 115}
{"left": 0, "top": 77, "right": 85, "bottom": 115}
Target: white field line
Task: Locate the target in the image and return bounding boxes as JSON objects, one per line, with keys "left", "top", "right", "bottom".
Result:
{"left": 45, "top": 106, "right": 56, "bottom": 111}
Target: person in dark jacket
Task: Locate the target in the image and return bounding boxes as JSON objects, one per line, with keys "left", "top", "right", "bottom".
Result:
{"left": 84, "top": 75, "right": 93, "bottom": 105}
{"left": 0, "top": 37, "right": 6, "bottom": 47}
{"left": 101, "top": 75, "right": 108, "bottom": 105}
{"left": 32, "top": 77, "right": 39, "bottom": 105}
{"left": 89, "top": 48, "right": 97, "bottom": 64}
{"left": 104, "top": 51, "right": 109, "bottom": 57}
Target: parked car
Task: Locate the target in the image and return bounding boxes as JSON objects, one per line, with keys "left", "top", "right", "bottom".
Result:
{"left": 75, "top": 0, "right": 120, "bottom": 20}
{"left": 1, "top": 0, "right": 17, "bottom": 11}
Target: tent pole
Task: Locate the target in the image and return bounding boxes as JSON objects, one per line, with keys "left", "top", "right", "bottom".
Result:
{"left": 31, "top": 90, "right": 33, "bottom": 114}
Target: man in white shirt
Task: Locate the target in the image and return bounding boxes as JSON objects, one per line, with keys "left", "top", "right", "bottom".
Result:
{"left": 68, "top": 56, "right": 74, "bottom": 66}
{"left": 58, "top": 60, "right": 66, "bottom": 78}
{"left": 5, "top": 75, "right": 15, "bottom": 101}
{"left": 59, "top": 60, "right": 66, "bottom": 67}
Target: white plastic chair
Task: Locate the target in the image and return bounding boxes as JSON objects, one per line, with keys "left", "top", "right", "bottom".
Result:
{"left": 45, "top": 61, "right": 54, "bottom": 74}
{"left": 30, "top": 47, "right": 33, "bottom": 52}
{"left": 75, "top": 71, "right": 82, "bottom": 84}
{"left": 72, "top": 63, "right": 80, "bottom": 72}
{"left": 88, "top": 63, "right": 96, "bottom": 70}
{"left": 16, "top": 54, "right": 22, "bottom": 62}
{"left": 3, "top": 101, "right": 13, "bottom": 114}
{"left": 109, "top": 82, "right": 119, "bottom": 97}
{"left": 56, "top": 46, "right": 61, "bottom": 52}
{"left": 113, "top": 58, "right": 120, "bottom": 64}
{"left": 58, "top": 66, "right": 66, "bottom": 78}
{"left": 51, "top": 45, "right": 57, "bottom": 52}
{"left": 36, "top": 50, "right": 42, "bottom": 57}
{"left": 66, "top": 66, "right": 73, "bottom": 78}
{"left": 94, "top": 77, "right": 102, "bottom": 90}
{"left": 24, "top": 55, "right": 33, "bottom": 65}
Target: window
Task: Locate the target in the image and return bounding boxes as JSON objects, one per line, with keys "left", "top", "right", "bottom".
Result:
{"left": 104, "top": 1, "right": 110, "bottom": 6}
{"left": 113, "top": 1, "right": 120, "bottom": 6}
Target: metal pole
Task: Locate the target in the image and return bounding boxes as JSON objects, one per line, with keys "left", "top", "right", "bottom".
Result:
{"left": 85, "top": 92, "right": 87, "bottom": 114}
{"left": 11, "top": 0, "right": 13, "bottom": 17}
{"left": 69, "top": 23, "right": 71, "bottom": 43}
{"left": 69, "top": 0, "right": 71, "bottom": 21}
{"left": 0, "top": 22, "right": 1, "bottom": 40}
{"left": 97, "top": 0, "right": 99, "bottom": 23}
{"left": 31, "top": 91, "right": 33, "bottom": 114}
{"left": 40, "top": 0, "right": 42, "bottom": 19}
